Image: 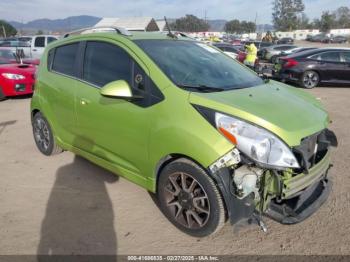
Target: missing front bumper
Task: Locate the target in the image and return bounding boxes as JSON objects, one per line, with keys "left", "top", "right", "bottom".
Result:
{"left": 265, "top": 177, "right": 331, "bottom": 224}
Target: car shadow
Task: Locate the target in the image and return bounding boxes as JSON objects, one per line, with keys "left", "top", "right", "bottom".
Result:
{"left": 0, "top": 120, "right": 17, "bottom": 135}
{"left": 37, "top": 155, "right": 119, "bottom": 258}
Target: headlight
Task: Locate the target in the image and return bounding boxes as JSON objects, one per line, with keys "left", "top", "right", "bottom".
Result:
{"left": 1, "top": 73, "right": 25, "bottom": 80}
{"left": 215, "top": 112, "right": 300, "bottom": 169}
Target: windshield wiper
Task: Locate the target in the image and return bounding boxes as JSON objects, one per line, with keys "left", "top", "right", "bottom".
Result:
{"left": 177, "top": 84, "right": 225, "bottom": 92}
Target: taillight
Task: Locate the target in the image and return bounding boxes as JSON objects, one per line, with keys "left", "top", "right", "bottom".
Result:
{"left": 282, "top": 58, "right": 299, "bottom": 68}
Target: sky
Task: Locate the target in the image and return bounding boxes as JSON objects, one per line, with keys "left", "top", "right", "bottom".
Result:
{"left": 0, "top": 0, "right": 349, "bottom": 24}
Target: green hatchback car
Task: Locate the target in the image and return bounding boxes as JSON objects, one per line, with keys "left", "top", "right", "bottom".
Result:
{"left": 31, "top": 28, "right": 337, "bottom": 237}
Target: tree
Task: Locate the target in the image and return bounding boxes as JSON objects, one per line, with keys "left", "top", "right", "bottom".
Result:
{"left": 224, "top": 19, "right": 241, "bottom": 33}
{"left": 37, "top": 30, "right": 44, "bottom": 35}
{"left": 272, "top": 0, "right": 305, "bottom": 31}
{"left": 0, "top": 20, "right": 17, "bottom": 37}
{"left": 319, "top": 11, "right": 336, "bottom": 32}
{"left": 241, "top": 21, "right": 256, "bottom": 33}
{"left": 297, "top": 13, "right": 311, "bottom": 29}
{"left": 334, "top": 6, "right": 350, "bottom": 28}
{"left": 171, "top": 15, "right": 209, "bottom": 32}
{"left": 224, "top": 20, "right": 256, "bottom": 34}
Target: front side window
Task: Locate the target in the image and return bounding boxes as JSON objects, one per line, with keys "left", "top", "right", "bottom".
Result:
{"left": 83, "top": 41, "right": 132, "bottom": 87}
{"left": 34, "top": 37, "right": 45, "bottom": 47}
{"left": 52, "top": 43, "right": 79, "bottom": 76}
{"left": 135, "top": 40, "right": 263, "bottom": 91}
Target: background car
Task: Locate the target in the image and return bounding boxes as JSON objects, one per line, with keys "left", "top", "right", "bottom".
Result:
{"left": 213, "top": 43, "right": 241, "bottom": 59}
{"left": 277, "top": 37, "right": 294, "bottom": 44}
{"left": 263, "top": 44, "right": 297, "bottom": 61}
{"left": 329, "top": 35, "right": 348, "bottom": 44}
{"left": 0, "top": 50, "right": 36, "bottom": 100}
{"left": 274, "top": 48, "right": 350, "bottom": 88}
{"left": 271, "top": 47, "right": 317, "bottom": 64}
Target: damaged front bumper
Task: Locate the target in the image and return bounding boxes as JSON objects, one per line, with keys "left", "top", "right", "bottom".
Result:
{"left": 265, "top": 150, "right": 332, "bottom": 224}
{"left": 208, "top": 133, "right": 336, "bottom": 228}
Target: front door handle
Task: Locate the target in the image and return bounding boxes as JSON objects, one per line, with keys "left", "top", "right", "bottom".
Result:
{"left": 80, "top": 98, "right": 90, "bottom": 105}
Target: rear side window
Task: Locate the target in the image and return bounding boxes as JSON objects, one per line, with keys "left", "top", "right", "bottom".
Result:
{"left": 318, "top": 52, "right": 341, "bottom": 62}
{"left": 52, "top": 43, "right": 79, "bottom": 76}
{"left": 341, "top": 52, "right": 350, "bottom": 63}
{"left": 47, "top": 37, "right": 57, "bottom": 44}
{"left": 34, "top": 37, "right": 45, "bottom": 47}
{"left": 83, "top": 41, "right": 131, "bottom": 87}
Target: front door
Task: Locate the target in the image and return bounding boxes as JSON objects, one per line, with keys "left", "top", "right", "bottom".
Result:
{"left": 74, "top": 40, "right": 161, "bottom": 179}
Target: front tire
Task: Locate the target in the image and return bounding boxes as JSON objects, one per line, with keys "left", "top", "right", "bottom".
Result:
{"left": 300, "top": 70, "right": 320, "bottom": 89}
{"left": 32, "top": 112, "right": 63, "bottom": 156}
{"left": 157, "top": 158, "right": 225, "bottom": 237}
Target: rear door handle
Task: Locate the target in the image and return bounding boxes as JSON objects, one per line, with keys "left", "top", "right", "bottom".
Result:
{"left": 32, "top": 49, "right": 37, "bottom": 52}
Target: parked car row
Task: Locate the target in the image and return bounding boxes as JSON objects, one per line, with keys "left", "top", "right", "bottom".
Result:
{"left": 306, "top": 34, "right": 348, "bottom": 44}
{"left": 0, "top": 35, "right": 58, "bottom": 59}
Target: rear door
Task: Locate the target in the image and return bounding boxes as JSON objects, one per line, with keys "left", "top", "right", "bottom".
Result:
{"left": 43, "top": 42, "right": 80, "bottom": 143}
{"left": 32, "top": 36, "right": 46, "bottom": 59}
{"left": 310, "top": 51, "right": 343, "bottom": 82}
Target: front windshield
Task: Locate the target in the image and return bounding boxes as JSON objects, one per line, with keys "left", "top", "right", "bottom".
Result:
{"left": 135, "top": 40, "right": 263, "bottom": 91}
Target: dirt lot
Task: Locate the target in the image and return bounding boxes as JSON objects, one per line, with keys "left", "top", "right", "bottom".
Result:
{"left": 0, "top": 87, "right": 350, "bottom": 255}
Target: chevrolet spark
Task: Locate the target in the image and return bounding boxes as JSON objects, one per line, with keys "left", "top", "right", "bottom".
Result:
{"left": 31, "top": 29, "right": 337, "bottom": 237}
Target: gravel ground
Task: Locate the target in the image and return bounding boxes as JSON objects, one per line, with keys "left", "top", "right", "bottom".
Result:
{"left": 0, "top": 87, "right": 349, "bottom": 255}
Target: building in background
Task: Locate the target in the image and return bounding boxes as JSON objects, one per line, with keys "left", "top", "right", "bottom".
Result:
{"left": 94, "top": 17, "right": 159, "bottom": 31}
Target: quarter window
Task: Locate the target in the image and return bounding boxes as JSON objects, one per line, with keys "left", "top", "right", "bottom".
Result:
{"left": 47, "top": 37, "right": 58, "bottom": 44}
{"left": 83, "top": 41, "right": 132, "bottom": 87}
{"left": 52, "top": 43, "right": 79, "bottom": 76}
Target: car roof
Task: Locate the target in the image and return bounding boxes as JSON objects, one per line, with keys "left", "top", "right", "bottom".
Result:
{"left": 287, "top": 47, "right": 350, "bottom": 58}
{"left": 52, "top": 31, "right": 195, "bottom": 48}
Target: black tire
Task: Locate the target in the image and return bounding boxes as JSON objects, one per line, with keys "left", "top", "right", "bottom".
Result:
{"left": 157, "top": 158, "right": 225, "bottom": 237}
{"left": 300, "top": 70, "right": 320, "bottom": 89}
{"left": 32, "top": 112, "right": 63, "bottom": 156}
{"left": 0, "top": 87, "right": 6, "bottom": 101}
{"left": 271, "top": 55, "right": 278, "bottom": 64}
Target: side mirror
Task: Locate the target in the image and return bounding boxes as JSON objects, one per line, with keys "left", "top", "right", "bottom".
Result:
{"left": 100, "top": 80, "right": 140, "bottom": 99}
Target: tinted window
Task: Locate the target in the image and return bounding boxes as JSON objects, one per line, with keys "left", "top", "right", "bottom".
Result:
{"left": 319, "top": 52, "right": 341, "bottom": 62}
{"left": 34, "top": 37, "right": 45, "bottom": 47}
{"left": 83, "top": 42, "right": 132, "bottom": 87}
{"left": 47, "top": 37, "right": 57, "bottom": 44}
{"left": 341, "top": 52, "right": 350, "bottom": 63}
{"left": 52, "top": 43, "right": 79, "bottom": 76}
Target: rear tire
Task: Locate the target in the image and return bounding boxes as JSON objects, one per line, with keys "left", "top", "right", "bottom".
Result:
{"left": 300, "top": 70, "right": 320, "bottom": 89}
{"left": 157, "top": 158, "right": 226, "bottom": 237}
{"left": 32, "top": 112, "right": 63, "bottom": 156}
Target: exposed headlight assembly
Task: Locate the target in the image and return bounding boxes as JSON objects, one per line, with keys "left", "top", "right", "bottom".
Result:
{"left": 215, "top": 112, "right": 299, "bottom": 169}
{"left": 1, "top": 73, "right": 25, "bottom": 80}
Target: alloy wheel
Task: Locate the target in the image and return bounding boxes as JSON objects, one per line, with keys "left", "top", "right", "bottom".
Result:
{"left": 163, "top": 172, "right": 210, "bottom": 229}
{"left": 33, "top": 118, "right": 50, "bottom": 151}
{"left": 303, "top": 71, "right": 319, "bottom": 88}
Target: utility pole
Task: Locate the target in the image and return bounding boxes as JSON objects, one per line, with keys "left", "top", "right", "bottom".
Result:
{"left": 2, "top": 25, "right": 6, "bottom": 38}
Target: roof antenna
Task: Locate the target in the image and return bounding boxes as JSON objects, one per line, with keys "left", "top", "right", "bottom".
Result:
{"left": 164, "top": 16, "right": 177, "bottom": 39}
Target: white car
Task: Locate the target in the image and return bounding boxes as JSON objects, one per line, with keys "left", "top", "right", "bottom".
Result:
{"left": 0, "top": 35, "right": 59, "bottom": 59}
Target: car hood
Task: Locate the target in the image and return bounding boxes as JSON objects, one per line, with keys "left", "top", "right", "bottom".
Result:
{"left": 0, "top": 63, "right": 36, "bottom": 76}
{"left": 189, "top": 80, "right": 329, "bottom": 146}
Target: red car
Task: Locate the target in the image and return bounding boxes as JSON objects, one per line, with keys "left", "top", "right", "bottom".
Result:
{"left": 0, "top": 49, "right": 36, "bottom": 101}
